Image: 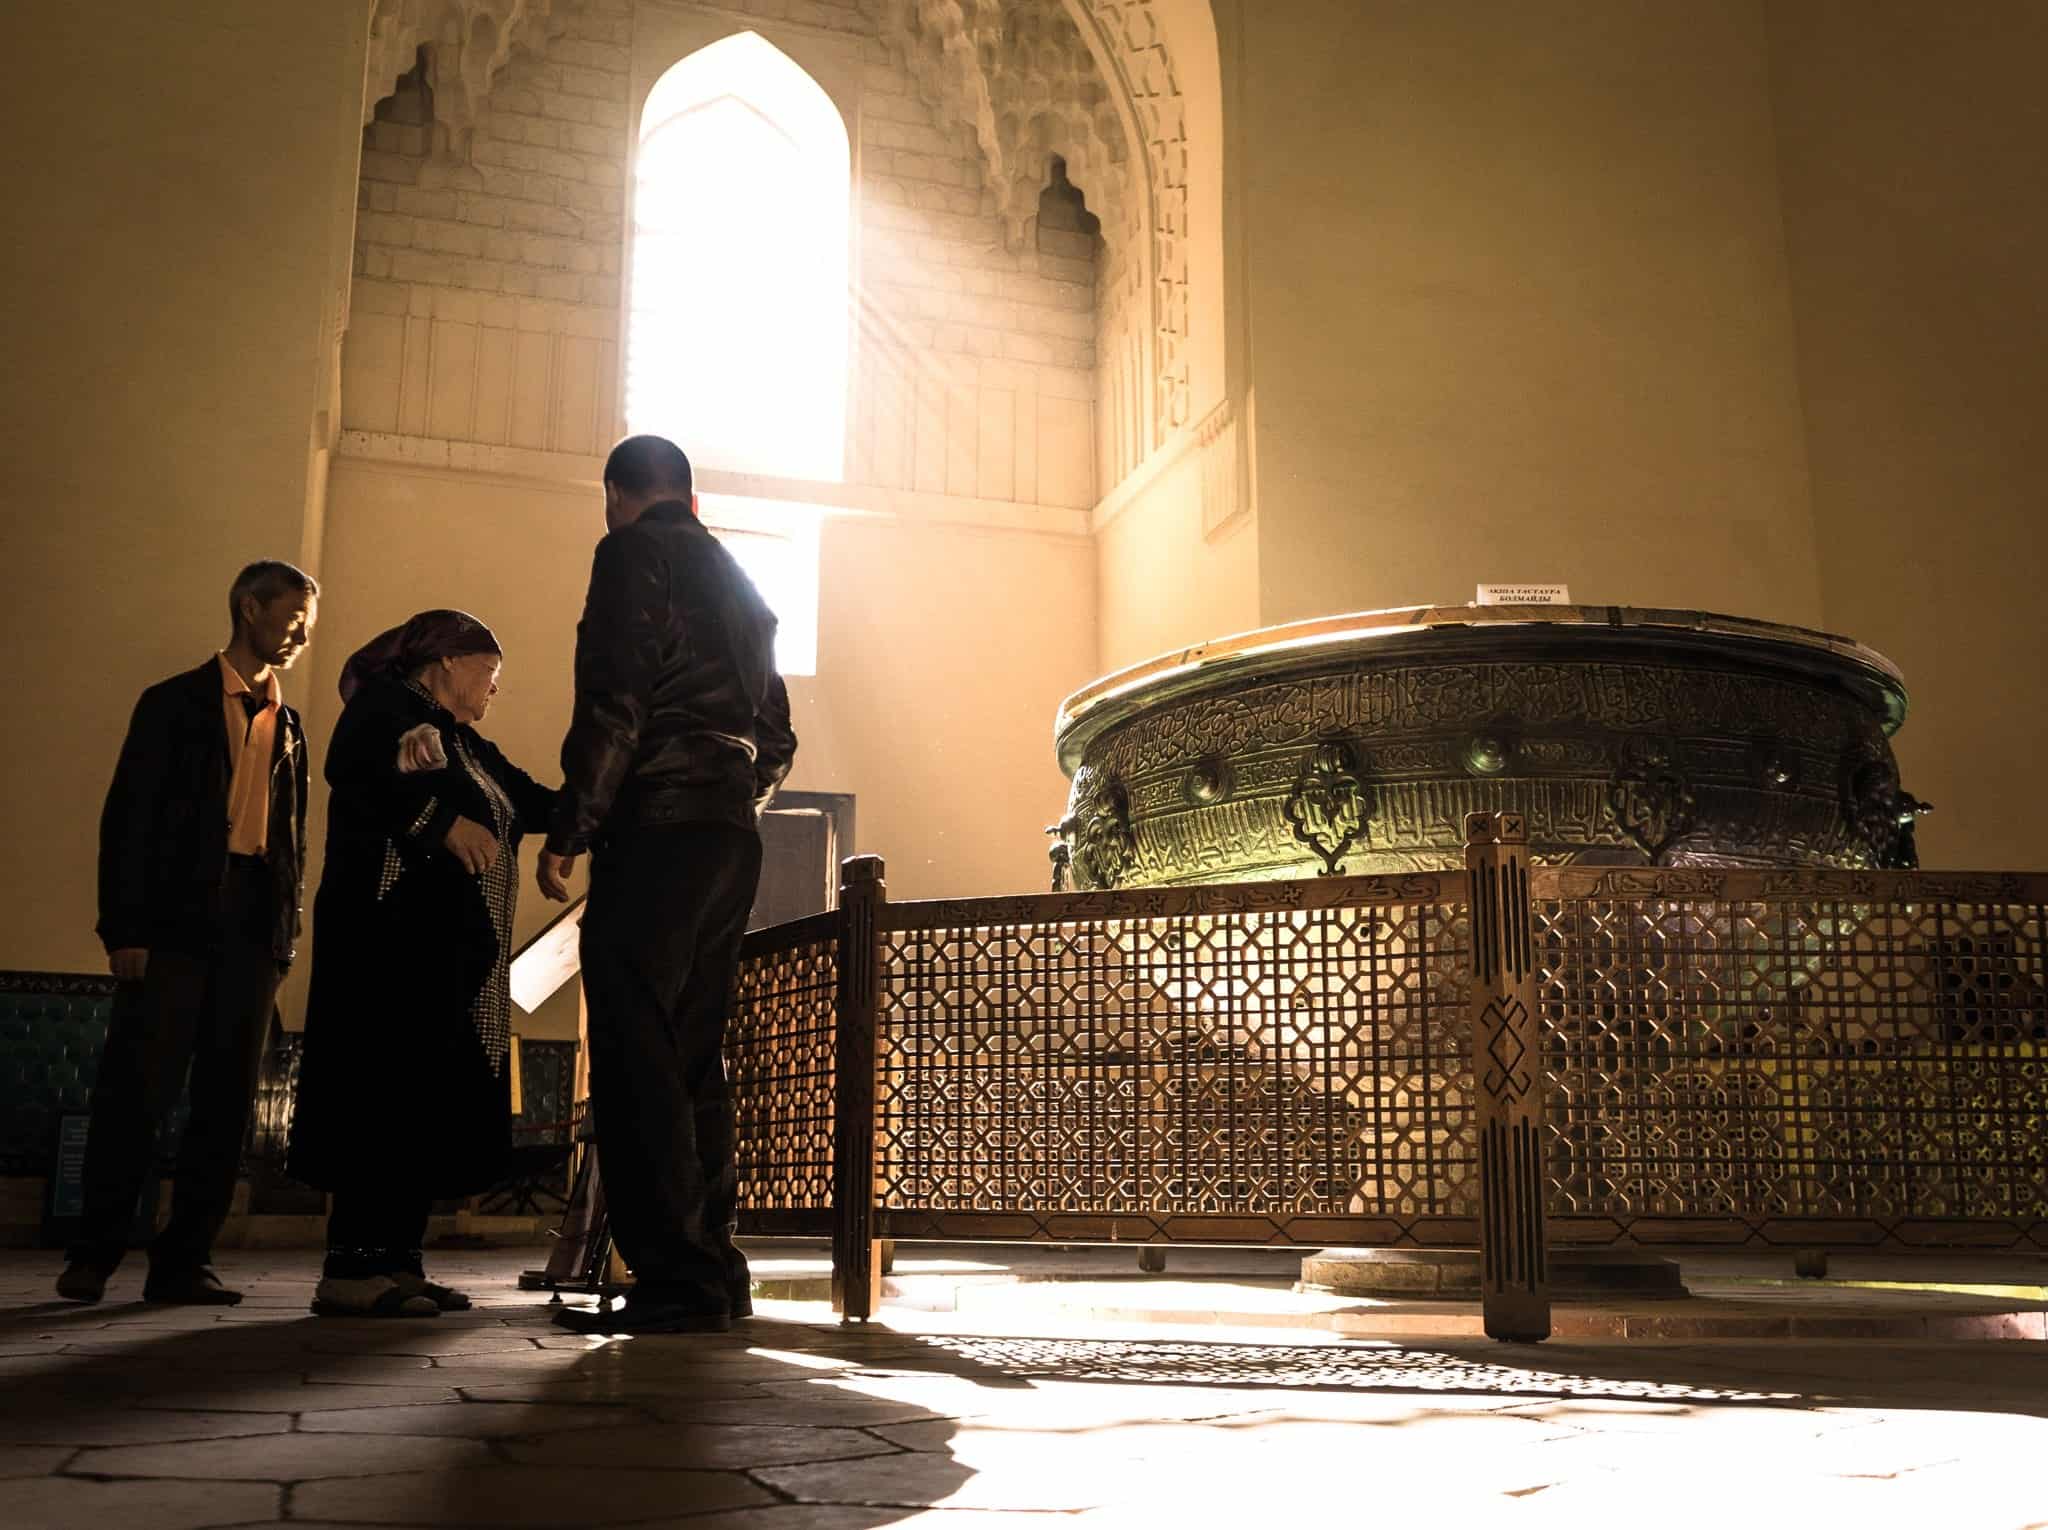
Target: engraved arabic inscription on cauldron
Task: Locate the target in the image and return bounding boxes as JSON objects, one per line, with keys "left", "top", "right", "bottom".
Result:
{"left": 1049, "top": 610, "right": 1926, "bottom": 889}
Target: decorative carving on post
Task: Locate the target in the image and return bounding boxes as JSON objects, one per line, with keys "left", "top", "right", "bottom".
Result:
{"left": 1466, "top": 811, "right": 1549, "bottom": 1343}
{"left": 832, "top": 855, "right": 887, "bottom": 1321}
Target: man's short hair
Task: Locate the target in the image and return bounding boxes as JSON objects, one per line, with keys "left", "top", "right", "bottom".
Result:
{"left": 604, "top": 435, "right": 693, "bottom": 499}
{"left": 228, "top": 560, "right": 319, "bottom": 627}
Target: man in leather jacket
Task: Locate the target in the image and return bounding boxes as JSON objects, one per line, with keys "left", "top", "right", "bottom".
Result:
{"left": 539, "top": 434, "right": 796, "bottom": 1333}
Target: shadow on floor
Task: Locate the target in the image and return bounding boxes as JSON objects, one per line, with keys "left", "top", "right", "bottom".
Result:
{"left": 0, "top": 1282, "right": 975, "bottom": 1527}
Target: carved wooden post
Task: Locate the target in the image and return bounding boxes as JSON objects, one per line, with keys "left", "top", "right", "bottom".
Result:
{"left": 832, "top": 855, "right": 887, "bottom": 1321}
{"left": 1466, "top": 812, "right": 1550, "bottom": 1342}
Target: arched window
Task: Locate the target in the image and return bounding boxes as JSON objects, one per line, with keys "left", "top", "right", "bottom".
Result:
{"left": 626, "top": 32, "right": 850, "bottom": 482}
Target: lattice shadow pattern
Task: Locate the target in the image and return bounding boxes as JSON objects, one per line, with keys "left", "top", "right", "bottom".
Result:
{"left": 875, "top": 902, "right": 1474, "bottom": 1241}
{"left": 910, "top": 1334, "right": 1798, "bottom": 1403}
{"left": 1536, "top": 882, "right": 2048, "bottom": 1245}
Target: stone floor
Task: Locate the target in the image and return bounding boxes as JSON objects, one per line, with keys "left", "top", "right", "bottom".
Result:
{"left": 5, "top": 1246, "right": 2048, "bottom": 1528}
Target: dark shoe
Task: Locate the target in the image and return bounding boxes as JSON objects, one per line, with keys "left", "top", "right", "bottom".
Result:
{"left": 56, "top": 1263, "right": 111, "bottom": 1304}
{"left": 551, "top": 1299, "right": 729, "bottom": 1335}
{"left": 392, "top": 1272, "right": 472, "bottom": 1312}
{"left": 716, "top": 1242, "right": 753, "bottom": 1319}
{"left": 142, "top": 1266, "right": 244, "bottom": 1306}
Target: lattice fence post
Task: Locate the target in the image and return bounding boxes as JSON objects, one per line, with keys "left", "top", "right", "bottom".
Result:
{"left": 1465, "top": 812, "right": 1550, "bottom": 1342}
{"left": 832, "top": 854, "right": 886, "bottom": 1321}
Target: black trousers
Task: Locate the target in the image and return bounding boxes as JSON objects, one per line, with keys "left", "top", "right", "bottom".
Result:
{"left": 579, "top": 821, "right": 761, "bottom": 1307}
{"left": 71, "top": 860, "right": 282, "bottom": 1273}
{"left": 324, "top": 1189, "right": 434, "bottom": 1278}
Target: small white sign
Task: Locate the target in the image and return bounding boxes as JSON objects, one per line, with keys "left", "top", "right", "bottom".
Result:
{"left": 510, "top": 900, "right": 585, "bottom": 1014}
{"left": 1476, "top": 583, "right": 1571, "bottom": 606}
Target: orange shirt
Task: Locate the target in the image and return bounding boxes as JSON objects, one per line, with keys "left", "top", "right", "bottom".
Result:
{"left": 218, "top": 654, "right": 280, "bottom": 858}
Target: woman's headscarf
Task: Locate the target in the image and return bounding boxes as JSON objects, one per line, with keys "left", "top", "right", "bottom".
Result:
{"left": 339, "top": 608, "right": 503, "bottom": 703}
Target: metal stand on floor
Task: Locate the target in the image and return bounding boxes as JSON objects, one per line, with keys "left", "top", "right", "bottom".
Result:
{"left": 518, "top": 1138, "right": 631, "bottom": 1306}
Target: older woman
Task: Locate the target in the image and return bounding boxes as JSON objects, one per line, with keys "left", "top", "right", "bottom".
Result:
{"left": 289, "top": 610, "right": 555, "bottom": 1318}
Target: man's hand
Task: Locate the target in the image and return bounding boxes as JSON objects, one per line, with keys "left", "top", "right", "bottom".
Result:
{"left": 443, "top": 816, "right": 501, "bottom": 875}
{"left": 109, "top": 948, "right": 148, "bottom": 983}
{"left": 538, "top": 849, "right": 579, "bottom": 902}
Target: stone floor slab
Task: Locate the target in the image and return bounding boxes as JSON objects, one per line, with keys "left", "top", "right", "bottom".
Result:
{"left": 296, "top": 1400, "right": 644, "bottom": 1437}
{"left": 0, "top": 1474, "right": 278, "bottom": 1529}
{"left": 12, "top": 1248, "right": 2048, "bottom": 1528}
{"left": 501, "top": 1421, "right": 899, "bottom": 1470}
{"left": 447, "top": 1378, "right": 762, "bottom": 1405}
{"left": 756, "top": 1452, "right": 1103, "bottom": 1513}
{"left": 78, "top": 1430, "right": 495, "bottom": 1480}
{"left": 0, "top": 1407, "right": 294, "bottom": 1446}
{"left": 0, "top": 1443, "right": 74, "bottom": 1477}
{"left": 292, "top": 1463, "right": 772, "bottom": 1525}
{"left": 128, "top": 1382, "right": 466, "bottom": 1411}
{"left": 643, "top": 1391, "right": 956, "bottom": 1428}
{"left": 646, "top": 1512, "right": 1086, "bottom": 1530}
{"left": 296, "top": 1330, "right": 546, "bottom": 1357}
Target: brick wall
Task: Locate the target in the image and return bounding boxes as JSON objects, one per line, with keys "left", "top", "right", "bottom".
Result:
{"left": 851, "top": 47, "right": 1098, "bottom": 508}
{"left": 339, "top": 0, "right": 1102, "bottom": 511}
{"left": 343, "top": 4, "right": 631, "bottom": 458}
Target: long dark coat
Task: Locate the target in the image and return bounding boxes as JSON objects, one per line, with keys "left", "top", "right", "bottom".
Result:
{"left": 288, "top": 673, "right": 554, "bottom": 1197}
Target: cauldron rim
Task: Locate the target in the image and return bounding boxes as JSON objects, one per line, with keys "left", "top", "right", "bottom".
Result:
{"left": 1054, "top": 603, "right": 1908, "bottom": 773}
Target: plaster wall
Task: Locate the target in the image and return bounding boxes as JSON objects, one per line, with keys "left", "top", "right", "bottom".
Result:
{"left": 1237, "top": 0, "right": 1823, "bottom": 631}
{"left": 0, "top": 0, "right": 368, "bottom": 974}
{"left": 1094, "top": 446, "right": 1257, "bottom": 671}
{"left": 1767, "top": 1, "right": 2048, "bottom": 871}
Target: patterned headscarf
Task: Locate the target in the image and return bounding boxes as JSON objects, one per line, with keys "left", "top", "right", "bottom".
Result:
{"left": 339, "top": 609, "right": 502, "bottom": 702}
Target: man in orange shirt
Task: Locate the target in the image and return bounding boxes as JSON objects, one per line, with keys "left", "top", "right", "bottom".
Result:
{"left": 57, "top": 562, "right": 318, "bottom": 1305}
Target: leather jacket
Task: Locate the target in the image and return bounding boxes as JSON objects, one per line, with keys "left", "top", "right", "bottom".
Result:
{"left": 549, "top": 501, "right": 798, "bottom": 854}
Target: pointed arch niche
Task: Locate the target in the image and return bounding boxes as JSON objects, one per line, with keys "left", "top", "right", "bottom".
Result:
{"left": 626, "top": 31, "right": 851, "bottom": 482}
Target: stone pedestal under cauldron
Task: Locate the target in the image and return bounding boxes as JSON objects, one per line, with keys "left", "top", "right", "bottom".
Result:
{"left": 1049, "top": 604, "right": 1926, "bottom": 891}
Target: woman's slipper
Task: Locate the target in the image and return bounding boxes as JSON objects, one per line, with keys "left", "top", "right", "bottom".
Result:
{"left": 311, "top": 1274, "right": 440, "bottom": 1318}
{"left": 393, "top": 1272, "right": 472, "bottom": 1311}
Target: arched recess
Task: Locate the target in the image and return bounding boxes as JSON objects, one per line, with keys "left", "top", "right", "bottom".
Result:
{"left": 865, "top": 0, "right": 1241, "bottom": 526}
{"left": 1073, "top": 2, "right": 1227, "bottom": 458}
{"left": 626, "top": 31, "right": 852, "bottom": 480}
{"left": 1060, "top": 0, "right": 1243, "bottom": 533}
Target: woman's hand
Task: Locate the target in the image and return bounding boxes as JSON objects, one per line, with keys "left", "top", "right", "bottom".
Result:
{"left": 397, "top": 723, "right": 448, "bottom": 775}
{"left": 443, "top": 816, "right": 501, "bottom": 874}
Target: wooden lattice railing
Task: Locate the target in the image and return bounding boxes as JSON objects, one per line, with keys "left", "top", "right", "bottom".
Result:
{"left": 728, "top": 819, "right": 2048, "bottom": 1341}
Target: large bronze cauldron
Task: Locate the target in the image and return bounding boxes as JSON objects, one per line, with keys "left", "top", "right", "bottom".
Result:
{"left": 1050, "top": 605, "right": 1925, "bottom": 890}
